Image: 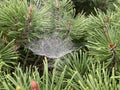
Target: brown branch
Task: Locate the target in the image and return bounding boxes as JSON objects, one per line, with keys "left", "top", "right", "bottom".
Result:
{"left": 23, "top": 5, "right": 33, "bottom": 40}
{"left": 3, "top": 33, "right": 9, "bottom": 45}
{"left": 55, "top": 1, "right": 60, "bottom": 32}
{"left": 109, "top": 49, "right": 118, "bottom": 74}
{"left": 103, "top": 17, "right": 118, "bottom": 73}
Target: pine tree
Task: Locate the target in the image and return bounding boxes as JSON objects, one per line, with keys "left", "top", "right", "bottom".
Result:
{"left": 1, "top": 0, "right": 120, "bottom": 90}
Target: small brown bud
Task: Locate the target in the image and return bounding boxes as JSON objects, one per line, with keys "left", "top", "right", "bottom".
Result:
{"left": 13, "top": 44, "right": 20, "bottom": 51}
{"left": 56, "top": 1, "right": 60, "bottom": 9}
{"left": 67, "top": 20, "right": 71, "bottom": 30}
{"left": 104, "top": 17, "right": 109, "bottom": 24}
{"left": 109, "top": 43, "right": 115, "bottom": 50}
{"left": 28, "top": 5, "right": 33, "bottom": 18}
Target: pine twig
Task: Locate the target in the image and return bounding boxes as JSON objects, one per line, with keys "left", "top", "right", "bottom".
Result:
{"left": 103, "top": 17, "right": 118, "bottom": 73}
{"left": 23, "top": 5, "right": 33, "bottom": 41}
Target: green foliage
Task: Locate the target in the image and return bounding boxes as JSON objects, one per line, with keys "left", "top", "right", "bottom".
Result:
{"left": 0, "top": 32, "right": 18, "bottom": 70}
{"left": 1, "top": 57, "right": 120, "bottom": 90}
{"left": 1, "top": 0, "right": 120, "bottom": 90}
{"left": 27, "top": 0, "right": 87, "bottom": 43}
{"left": 0, "top": 0, "right": 87, "bottom": 45}
{"left": 74, "top": 62, "right": 120, "bottom": 90}
{"left": 86, "top": 9, "right": 120, "bottom": 69}
{"left": 0, "top": 0, "right": 28, "bottom": 43}
{"left": 57, "top": 50, "right": 90, "bottom": 76}
{"left": 0, "top": 59, "right": 77, "bottom": 90}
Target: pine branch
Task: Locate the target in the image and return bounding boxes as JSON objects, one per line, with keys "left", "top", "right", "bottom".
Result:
{"left": 103, "top": 17, "right": 118, "bottom": 73}
{"left": 23, "top": 5, "right": 33, "bottom": 41}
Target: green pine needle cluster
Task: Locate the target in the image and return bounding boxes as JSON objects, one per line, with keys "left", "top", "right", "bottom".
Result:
{"left": 1, "top": 0, "right": 120, "bottom": 90}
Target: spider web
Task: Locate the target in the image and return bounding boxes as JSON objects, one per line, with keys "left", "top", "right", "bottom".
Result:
{"left": 28, "top": 33, "right": 77, "bottom": 58}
